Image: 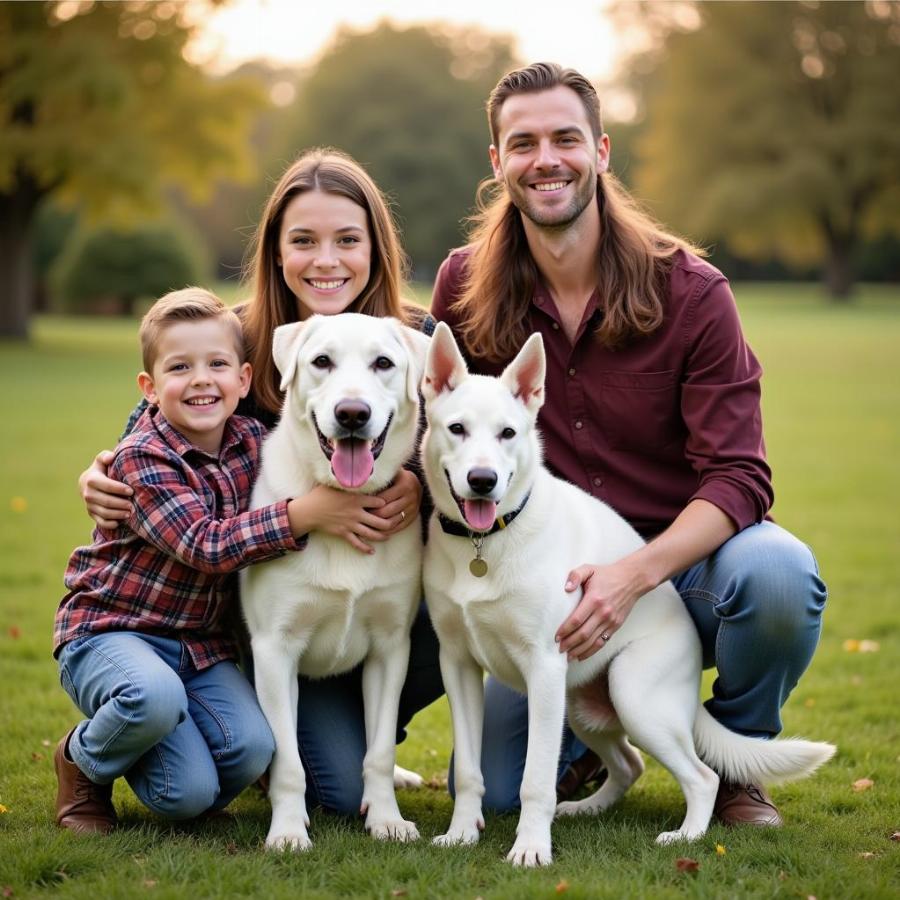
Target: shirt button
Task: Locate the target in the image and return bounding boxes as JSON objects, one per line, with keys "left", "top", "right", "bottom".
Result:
{"left": 568, "top": 367, "right": 576, "bottom": 377}
{"left": 593, "top": 476, "right": 603, "bottom": 487}
{"left": 551, "top": 322, "right": 560, "bottom": 330}
{"left": 574, "top": 420, "right": 583, "bottom": 430}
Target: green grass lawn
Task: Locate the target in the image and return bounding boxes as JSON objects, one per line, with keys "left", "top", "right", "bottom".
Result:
{"left": 0, "top": 284, "right": 898, "bottom": 898}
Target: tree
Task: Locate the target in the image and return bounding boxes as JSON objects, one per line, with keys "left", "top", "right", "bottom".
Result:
{"left": 281, "top": 22, "right": 516, "bottom": 279}
{"left": 629, "top": 1, "right": 900, "bottom": 297}
{"left": 0, "top": 0, "right": 264, "bottom": 338}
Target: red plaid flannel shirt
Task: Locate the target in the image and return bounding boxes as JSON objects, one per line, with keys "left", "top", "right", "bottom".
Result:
{"left": 55, "top": 408, "right": 305, "bottom": 669}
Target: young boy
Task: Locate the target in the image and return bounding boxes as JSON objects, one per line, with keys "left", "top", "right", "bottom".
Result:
{"left": 53, "top": 288, "right": 309, "bottom": 833}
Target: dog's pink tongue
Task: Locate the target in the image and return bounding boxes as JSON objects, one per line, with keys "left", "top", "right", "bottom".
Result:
{"left": 463, "top": 499, "right": 497, "bottom": 532}
{"left": 331, "top": 438, "right": 374, "bottom": 488}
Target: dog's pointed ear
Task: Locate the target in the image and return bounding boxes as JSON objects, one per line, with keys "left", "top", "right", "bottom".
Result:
{"left": 272, "top": 320, "right": 310, "bottom": 392}
{"left": 500, "top": 332, "right": 545, "bottom": 414}
{"left": 423, "top": 322, "right": 468, "bottom": 401}
{"left": 393, "top": 320, "right": 431, "bottom": 403}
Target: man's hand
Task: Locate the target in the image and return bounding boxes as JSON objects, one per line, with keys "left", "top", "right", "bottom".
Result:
{"left": 372, "top": 468, "right": 423, "bottom": 537}
{"left": 79, "top": 450, "right": 133, "bottom": 529}
{"left": 556, "top": 559, "right": 649, "bottom": 661}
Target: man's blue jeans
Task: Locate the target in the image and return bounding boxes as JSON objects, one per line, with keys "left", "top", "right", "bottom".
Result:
{"left": 473, "top": 522, "right": 827, "bottom": 811}
{"left": 58, "top": 632, "right": 274, "bottom": 820}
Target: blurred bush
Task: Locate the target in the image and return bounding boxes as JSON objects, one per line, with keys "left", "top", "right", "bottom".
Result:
{"left": 50, "top": 218, "right": 210, "bottom": 316}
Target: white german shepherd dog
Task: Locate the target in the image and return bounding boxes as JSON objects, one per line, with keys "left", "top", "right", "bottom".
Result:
{"left": 421, "top": 322, "right": 834, "bottom": 866}
{"left": 241, "top": 313, "right": 429, "bottom": 851}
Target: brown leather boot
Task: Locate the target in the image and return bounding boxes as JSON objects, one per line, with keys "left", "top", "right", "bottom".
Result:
{"left": 714, "top": 782, "right": 783, "bottom": 827}
{"left": 54, "top": 730, "right": 117, "bottom": 834}
{"left": 557, "top": 749, "right": 607, "bottom": 802}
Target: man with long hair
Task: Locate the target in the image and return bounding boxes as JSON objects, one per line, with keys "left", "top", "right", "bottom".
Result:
{"left": 431, "top": 62, "right": 826, "bottom": 827}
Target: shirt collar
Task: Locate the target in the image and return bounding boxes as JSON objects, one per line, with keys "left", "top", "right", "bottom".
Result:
{"left": 148, "top": 407, "right": 244, "bottom": 459}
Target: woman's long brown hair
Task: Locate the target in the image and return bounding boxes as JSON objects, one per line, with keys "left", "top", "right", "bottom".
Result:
{"left": 243, "top": 148, "right": 409, "bottom": 413}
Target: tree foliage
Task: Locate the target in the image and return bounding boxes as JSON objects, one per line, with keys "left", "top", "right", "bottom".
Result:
{"left": 629, "top": 1, "right": 900, "bottom": 297}
{"left": 0, "top": 0, "right": 265, "bottom": 337}
{"left": 281, "top": 22, "right": 516, "bottom": 279}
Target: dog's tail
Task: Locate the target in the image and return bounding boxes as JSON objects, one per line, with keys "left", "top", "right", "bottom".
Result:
{"left": 693, "top": 707, "right": 836, "bottom": 785}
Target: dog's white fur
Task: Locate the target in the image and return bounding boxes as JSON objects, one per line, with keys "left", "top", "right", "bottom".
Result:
{"left": 241, "top": 313, "right": 429, "bottom": 851}
{"left": 422, "top": 322, "right": 835, "bottom": 866}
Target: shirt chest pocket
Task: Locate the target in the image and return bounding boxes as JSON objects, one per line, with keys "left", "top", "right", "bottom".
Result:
{"left": 591, "top": 370, "right": 685, "bottom": 454}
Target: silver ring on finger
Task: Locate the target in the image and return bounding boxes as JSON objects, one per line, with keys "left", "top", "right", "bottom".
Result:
{"left": 400, "top": 509, "right": 406, "bottom": 522}
{"left": 601, "top": 631, "right": 610, "bottom": 642}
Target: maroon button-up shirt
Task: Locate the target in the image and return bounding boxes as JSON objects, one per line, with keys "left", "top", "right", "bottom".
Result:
{"left": 431, "top": 247, "right": 772, "bottom": 539}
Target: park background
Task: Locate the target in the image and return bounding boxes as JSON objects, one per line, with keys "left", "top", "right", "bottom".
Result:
{"left": 1, "top": 1, "right": 898, "bottom": 897}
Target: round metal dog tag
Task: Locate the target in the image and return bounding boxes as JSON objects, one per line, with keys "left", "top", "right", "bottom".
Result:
{"left": 469, "top": 558, "right": 488, "bottom": 577}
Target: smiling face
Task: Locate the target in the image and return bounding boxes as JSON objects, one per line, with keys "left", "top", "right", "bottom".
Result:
{"left": 277, "top": 190, "right": 373, "bottom": 319}
{"left": 489, "top": 85, "right": 609, "bottom": 230}
{"left": 138, "top": 318, "right": 251, "bottom": 453}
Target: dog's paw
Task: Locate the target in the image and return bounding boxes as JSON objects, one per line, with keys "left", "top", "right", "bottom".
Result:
{"left": 556, "top": 797, "right": 601, "bottom": 818}
{"left": 265, "top": 828, "right": 313, "bottom": 852}
{"left": 393, "top": 764, "right": 425, "bottom": 790}
{"left": 506, "top": 836, "right": 553, "bottom": 867}
{"left": 655, "top": 829, "right": 699, "bottom": 845}
{"left": 367, "top": 817, "right": 420, "bottom": 842}
{"left": 433, "top": 824, "right": 481, "bottom": 847}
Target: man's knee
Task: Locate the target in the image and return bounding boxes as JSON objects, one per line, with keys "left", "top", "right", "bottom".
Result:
{"left": 717, "top": 525, "right": 827, "bottom": 637}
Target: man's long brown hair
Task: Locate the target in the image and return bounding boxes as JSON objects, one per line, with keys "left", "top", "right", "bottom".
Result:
{"left": 455, "top": 62, "right": 703, "bottom": 362}
{"left": 243, "top": 148, "right": 409, "bottom": 413}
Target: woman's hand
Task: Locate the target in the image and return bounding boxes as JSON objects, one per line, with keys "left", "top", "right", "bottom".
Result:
{"left": 372, "top": 468, "right": 422, "bottom": 537}
{"left": 79, "top": 450, "right": 133, "bottom": 529}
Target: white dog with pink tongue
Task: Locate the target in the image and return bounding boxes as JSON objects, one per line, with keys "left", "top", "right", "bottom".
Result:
{"left": 241, "top": 313, "right": 429, "bottom": 852}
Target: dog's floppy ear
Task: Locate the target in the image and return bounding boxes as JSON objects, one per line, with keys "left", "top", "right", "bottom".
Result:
{"left": 393, "top": 320, "right": 432, "bottom": 403}
{"left": 500, "top": 332, "right": 545, "bottom": 414}
{"left": 423, "top": 321, "right": 468, "bottom": 401}
{"left": 272, "top": 320, "right": 311, "bottom": 391}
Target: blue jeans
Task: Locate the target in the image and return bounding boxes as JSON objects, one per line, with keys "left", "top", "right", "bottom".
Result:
{"left": 476, "top": 522, "right": 827, "bottom": 811}
{"left": 295, "top": 602, "right": 444, "bottom": 815}
{"left": 58, "top": 632, "right": 274, "bottom": 820}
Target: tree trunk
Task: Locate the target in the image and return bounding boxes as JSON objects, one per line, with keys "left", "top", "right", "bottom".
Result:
{"left": 0, "top": 176, "right": 43, "bottom": 339}
{"left": 821, "top": 222, "right": 856, "bottom": 301}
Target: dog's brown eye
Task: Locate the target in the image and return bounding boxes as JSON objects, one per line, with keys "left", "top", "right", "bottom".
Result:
{"left": 500, "top": 427, "right": 516, "bottom": 440}
{"left": 312, "top": 355, "right": 332, "bottom": 369}
{"left": 448, "top": 423, "right": 465, "bottom": 436}
{"left": 374, "top": 356, "right": 394, "bottom": 371}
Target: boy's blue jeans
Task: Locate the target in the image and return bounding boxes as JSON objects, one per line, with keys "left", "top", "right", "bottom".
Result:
{"left": 468, "top": 521, "right": 827, "bottom": 811}
{"left": 58, "top": 632, "right": 274, "bottom": 820}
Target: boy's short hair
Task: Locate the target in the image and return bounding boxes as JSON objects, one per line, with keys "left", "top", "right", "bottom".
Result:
{"left": 140, "top": 287, "right": 245, "bottom": 372}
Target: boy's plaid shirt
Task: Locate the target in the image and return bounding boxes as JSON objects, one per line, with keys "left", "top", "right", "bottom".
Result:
{"left": 55, "top": 408, "right": 305, "bottom": 669}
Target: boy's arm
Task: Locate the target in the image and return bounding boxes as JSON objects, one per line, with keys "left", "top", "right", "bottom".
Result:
{"left": 117, "top": 443, "right": 305, "bottom": 575}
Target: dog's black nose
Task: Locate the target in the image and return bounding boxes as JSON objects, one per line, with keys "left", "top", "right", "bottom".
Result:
{"left": 334, "top": 400, "right": 371, "bottom": 432}
{"left": 467, "top": 468, "right": 498, "bottom": 496}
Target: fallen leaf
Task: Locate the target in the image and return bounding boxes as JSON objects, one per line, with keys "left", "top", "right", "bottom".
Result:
{"left": 555, "top": 880, "right": 570, "bottom": 893}
{"left": 843, "top": 639, "right": 860, "bottom": 652}
{"left": 850, "top": 675, "right": 863, "bottom": 686}
{"left": 803, "top": 698, "right": 816, "bottom": 708}
{"left": 225, "top": 842, "right": 238, "bottom": 855}
{"left": 852, "top": 778, "right": 875, "bottom": 792}
{"left": 10, "top": 497, "right": 27, "bottom": 513}
{"left": 0, "top": 804, "right": 8, "bottom": 814}
{"left": 7, "top": 626, "right": 20, "bottom": 640}
{"left": 675, "top": 857, "right": 700, "bottom": 872}
{"left": 390, "top": 891, "right": 407, "bottom": 898}
{"left": 3, "top": 886, "right": 13, "bottom": 898}
{"left": 891, "top": 832, "right": 900, "bottom": 842}
{"left": 777, "top": 870, "right": 788, "bottom": 881}
{"left": 41, "top": 740, "right": 51, "bottom": 748}
{"left": 859, "top": 640, "right": 880, "bottom": 653}
{"left": 858, "top": 852, "right": 876, "bottom": 859}
{"left": 807, "top": 896, "right": 818, "bottom": 900}
{"left": 425, "top": 776, "right": 448, "bottom": 790}
{"left": 142, "top": 880, "right": 157, "bottom": 889}
{"left": 715, "top": 843, "right": 726, "bottom": 855}
{"left": 31, "top": 753, "right": 43, "bottom": 762}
